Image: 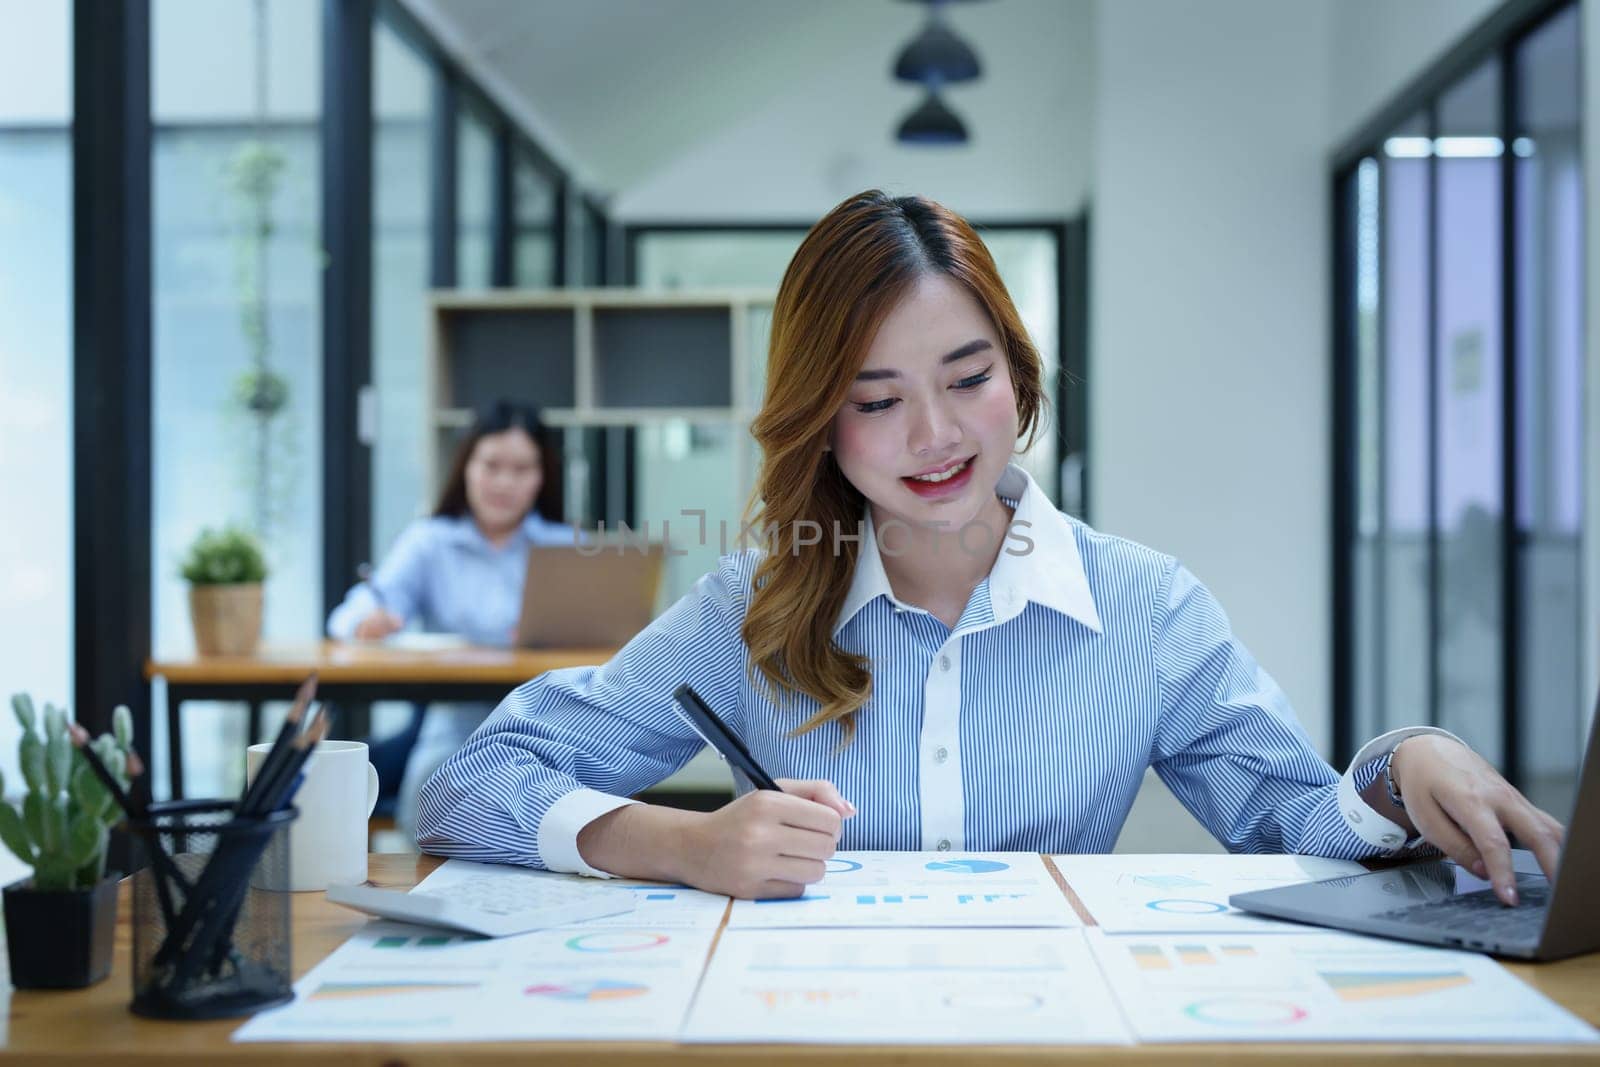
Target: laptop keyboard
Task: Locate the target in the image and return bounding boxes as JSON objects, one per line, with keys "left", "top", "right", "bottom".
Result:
{"left": 1372, "top": 885, "right": 1548, "bottom": 943}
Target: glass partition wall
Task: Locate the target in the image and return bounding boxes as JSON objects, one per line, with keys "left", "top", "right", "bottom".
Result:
{"left": 1334, "top": 1, "right": 1584, "bottom": 815}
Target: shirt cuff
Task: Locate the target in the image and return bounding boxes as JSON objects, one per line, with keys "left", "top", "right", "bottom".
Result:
{"left": 326, "top": 586, "right": 376, "bottom": 641}
{"left": 537, "top": 788, "right": 641, "bottom": 878}
{"left": 1337, "top": 726, "right": 1466, "bottom": 854}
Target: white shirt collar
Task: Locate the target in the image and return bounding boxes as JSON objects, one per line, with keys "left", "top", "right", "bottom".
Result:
{"left": 831, "top": 463, "right": 1103, "bottom": 636}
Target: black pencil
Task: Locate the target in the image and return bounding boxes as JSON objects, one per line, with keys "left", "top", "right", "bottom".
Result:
{"left": 238, "top": 674, "right": 317, "bottom": 815}
{"left": 197, "top": 712, "right": 331, "bottom": 977}
{"left": 69, "top": 723, "right": 190, "bottom": 933}
{"left": 252, "top": 708, "right": 328, "bottom": 816}
{"left": 67, "top": 723, "right": 137, "bottom": 821}
{"left": 154, "top": 674, "right": 317, "bottom": 975}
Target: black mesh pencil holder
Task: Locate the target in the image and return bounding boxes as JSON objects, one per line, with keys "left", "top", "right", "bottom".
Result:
{"left": 128, "top": 799, "right": 297, "bottom": 1020}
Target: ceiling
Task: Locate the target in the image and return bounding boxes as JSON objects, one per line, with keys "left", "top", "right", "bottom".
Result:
{"left": 401, "top": 0, "right": 1091, "bottom": 217}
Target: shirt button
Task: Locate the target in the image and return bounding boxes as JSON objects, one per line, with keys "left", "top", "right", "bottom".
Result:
{"left": 939, "top": 655, "right": 951, "bottom": 672}
{"left": 934, "top": 746, "right": 949, "bottom": 764}
{"left": 936, "top": 839, "right": 952, "bottom": 851}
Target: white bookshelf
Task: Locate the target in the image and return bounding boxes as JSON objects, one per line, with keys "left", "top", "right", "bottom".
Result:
{"left": 427, "top": 288, "right": 776, "bottom": 506}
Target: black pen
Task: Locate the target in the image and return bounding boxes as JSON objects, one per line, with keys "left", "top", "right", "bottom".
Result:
{"left": 671, "top": 684, "right": 781, "bottom": 791}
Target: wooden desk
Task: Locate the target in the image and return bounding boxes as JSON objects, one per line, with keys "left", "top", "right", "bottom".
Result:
{"left": 144, "top": 643, "right": 615, "bottom": 798}
{"left": 4, "top": 854, "right": 1596, "bottom": 1064}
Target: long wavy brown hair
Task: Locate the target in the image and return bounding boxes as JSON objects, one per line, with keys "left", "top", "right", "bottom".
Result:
{"left": 742, "top": 191, "right": 1046, "bottom": 743}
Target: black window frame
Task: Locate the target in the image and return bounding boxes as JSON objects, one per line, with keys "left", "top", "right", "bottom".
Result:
{"left": 71, "top": 0, "right": 601, "bottom": 800}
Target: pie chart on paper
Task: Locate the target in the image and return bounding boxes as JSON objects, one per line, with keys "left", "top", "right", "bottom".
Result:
{"left": 924, "top": 859, "right": 1011, "bottom": 875}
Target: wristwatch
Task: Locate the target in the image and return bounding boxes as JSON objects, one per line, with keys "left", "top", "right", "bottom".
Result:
{"left": 1381, "top": 749, "right": 1405, "bottom": 810}
{"left": 1339, "top": 726, "right": 1462, "bottom": 852}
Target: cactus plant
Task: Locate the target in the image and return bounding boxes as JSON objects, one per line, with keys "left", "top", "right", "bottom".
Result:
{"left": 0, "top": 694, "right": 134, "bottom": 891}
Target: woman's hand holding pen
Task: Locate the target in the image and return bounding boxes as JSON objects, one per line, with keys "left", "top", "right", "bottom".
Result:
{"left": 354, "top": 609, "right": 404, "bottom": 641}
{"left": 682, "top": 778, "right": 856, "bottom": 900}
{"left": 575, "top": 778, "right": 856, "bottom": 900}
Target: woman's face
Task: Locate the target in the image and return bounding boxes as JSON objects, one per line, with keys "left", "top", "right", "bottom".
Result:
{"left": 464, "top": 428, "right": 543, "bottom": 533}
{"left": 829, "top": 272, "right": 1019, "bottom": 535}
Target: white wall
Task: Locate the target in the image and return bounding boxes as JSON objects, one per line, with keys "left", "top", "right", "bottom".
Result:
{"left": 1327, "top": 0, "right": 1503, "bottom": 150}
{"left": 1092, "top": 0, "right": 1336, "bottom": 749}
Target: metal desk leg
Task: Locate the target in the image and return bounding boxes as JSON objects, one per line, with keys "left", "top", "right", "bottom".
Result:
{"left": 248, "top": 701, "right": 262, "bottom": 744}
{"left": 166, "top": 694, "right": 185, "bottom": 800}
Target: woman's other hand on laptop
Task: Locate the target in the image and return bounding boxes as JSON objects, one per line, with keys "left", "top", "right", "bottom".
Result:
{"left": 354, "top": 609, "right": 404, "bottom": 641}
{"left": 1389, "top": 735, "right": 1565, "bottom": 907}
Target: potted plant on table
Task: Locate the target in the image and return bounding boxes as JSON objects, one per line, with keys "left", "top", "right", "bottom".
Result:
{"left": 182, "top": 525, "right": 268, "bottom": 656}
{"left": 0, "top": 696, "right": 136, "bottom": 989}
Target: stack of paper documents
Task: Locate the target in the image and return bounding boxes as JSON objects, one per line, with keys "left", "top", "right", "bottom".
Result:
{"left": 233, "top": 852, "right": 1596, "bottom": 1048}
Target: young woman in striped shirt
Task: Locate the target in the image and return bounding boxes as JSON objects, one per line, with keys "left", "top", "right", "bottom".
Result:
{"left": 418, "top": 192, "right": 1563, "bottom": 904}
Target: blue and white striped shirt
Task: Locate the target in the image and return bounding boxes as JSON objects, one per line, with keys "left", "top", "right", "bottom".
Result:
{"left": 417, "top": 464, "right": 1414, "bottom": 874}
{"left": 327, "top": 512, "right": 575, "bottom": 647}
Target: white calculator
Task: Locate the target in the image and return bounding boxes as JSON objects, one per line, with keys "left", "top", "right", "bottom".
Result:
{"left": 326, "top": 874, "right": 637, "bottom": 938}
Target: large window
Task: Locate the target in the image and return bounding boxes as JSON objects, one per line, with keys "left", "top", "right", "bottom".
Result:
{"left": 455, "top": 94, "right": 495, "bottom": 289}
{"left": 1335, "top": 1, "right": 1583, "bottom": 813}
{"left": 151, "top": 0, "right": 323, "bottom": 796}
{"left": 0, "top": 0, "right": 72, "bottom": 827}
{"left": 58, "top": 0, "right": 593, "bottom": 804}
{"left": 577, "top": 197, "right": 608, "bottom": 286}
{"left": 370, "top": 14, "right": 436, "bottom": 565}
{"left": 1511, "top": 4, "right": 1585, "bottom": 816}
{"left": 512, "top": 145, "right": 558, "bottom": 287}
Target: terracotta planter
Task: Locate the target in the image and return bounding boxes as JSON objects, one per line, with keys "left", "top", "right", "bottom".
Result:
{"left": 3, "top": 876, "right": 118, "bottom": 989}
{"left": 189, "top": 583, "right": 263, "bottom": 656}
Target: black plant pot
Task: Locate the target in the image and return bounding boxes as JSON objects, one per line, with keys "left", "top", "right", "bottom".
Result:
{"left": 3, "top": 876, "right": 118, "bottom": 989}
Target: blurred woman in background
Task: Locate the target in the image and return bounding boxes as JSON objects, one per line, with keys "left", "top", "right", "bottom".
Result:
{"left": 328, "top": 400, "right": 573, "bottom": 837}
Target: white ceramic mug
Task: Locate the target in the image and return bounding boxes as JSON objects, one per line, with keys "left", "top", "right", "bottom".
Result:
{"left": 245, "top": 739, "right": 379, "bottom": 892}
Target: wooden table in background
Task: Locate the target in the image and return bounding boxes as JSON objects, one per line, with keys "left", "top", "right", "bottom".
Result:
{"left": 144, "top": 642, "right": 617, "bottom": 798}
{"left": 2, "top": 854, "right": 1596, "bottom": 1064}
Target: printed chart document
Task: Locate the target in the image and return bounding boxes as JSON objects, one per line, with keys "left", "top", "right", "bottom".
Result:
{"left": 683, "top": 927, "right": 1130, "bottom": 1045}
{"left": 234, "top": 919, "right": 717, "bottom": 1043}
{"left": 1053, "top": 853, "right": 1364, "bottom": 933}
{"left": 413, "top": 858, "right": 731, "bottom": 930}
{"left": 1087, "top": 929, "right": 1597, "bottom": 1044}
{"left": 727, "top": 851, "right": 1079, "bottom": 929}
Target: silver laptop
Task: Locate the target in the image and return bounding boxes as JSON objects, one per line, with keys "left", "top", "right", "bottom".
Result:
{"left": 1231, "top": 691, "right": 1600, "bottom": 961}
{"left": 514, "top": 543, "right": 664, "bottom": 649}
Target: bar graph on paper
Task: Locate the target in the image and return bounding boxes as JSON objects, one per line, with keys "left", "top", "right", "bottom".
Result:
{"left": 1087, "top": 930, "right": 1597, "bottom": 1044}
{"left": 728, "top": 852, "right": 1079, "bottom": 928}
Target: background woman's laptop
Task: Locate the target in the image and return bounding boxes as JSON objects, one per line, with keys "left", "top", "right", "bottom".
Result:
{"left": 1231, "top": 692, "right": 1600, "bottom": 960}
{"left": 514, "top": 544, "right": 665, "bottom": 648}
